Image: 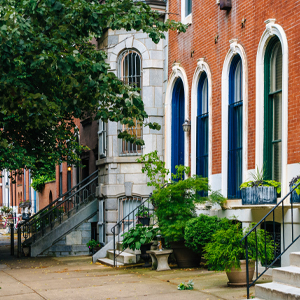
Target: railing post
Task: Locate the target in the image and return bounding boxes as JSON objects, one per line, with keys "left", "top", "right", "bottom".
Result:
{"left": 10, "top": 223, "right": 14, "bottom": 256}
{"left": 113, "top": 227, "right": 116, "bottom": 267}
{"left": 245, "top": 236, "right": 249, "bottom": 299}
{"left": 17, "top": 224, "right": 21, "bottom": 258}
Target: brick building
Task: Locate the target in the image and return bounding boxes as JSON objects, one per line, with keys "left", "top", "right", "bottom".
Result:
{"left": 166, "top": 0, "right": 300, "bottom": 267}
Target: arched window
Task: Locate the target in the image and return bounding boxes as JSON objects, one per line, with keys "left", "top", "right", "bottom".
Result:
{"left": 228, "top": 55, "right": 243, "bottom": 199}
{"left": 196, "top": 73, "right": 208, "bottom": 178}
{"left": 264, "top": 37, "right": 282, "bottom": 182}
{"left": 118, "top": 49, "right": 142, "bottom": 155}
{"left": 171, "top": 78, "right": 185, "bottom": 175}
{"left": 119, "top": 196, "right": 141, "bottom": 230}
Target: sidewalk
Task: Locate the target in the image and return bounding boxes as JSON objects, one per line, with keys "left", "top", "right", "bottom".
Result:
{"left": 0, "top": 232, "right": 271, "bottom": 300}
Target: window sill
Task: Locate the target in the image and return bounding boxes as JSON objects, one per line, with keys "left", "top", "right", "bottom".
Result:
{"left": 181, "top": 14, "right": 192, "bottom": 25}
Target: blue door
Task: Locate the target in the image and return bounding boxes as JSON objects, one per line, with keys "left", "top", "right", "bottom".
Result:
{"left": 171, "top": 78, "right": 185, "bottom": 176}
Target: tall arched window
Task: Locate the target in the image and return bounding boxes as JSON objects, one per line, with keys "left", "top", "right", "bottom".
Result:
{"left": 118, "top": 49, "right": 142, "bottom": 155}
{"left": 196, "top": 73, "right": 208, "bottom": 178}
{"left": 264, "top": 37, "right": 282, "bottom": 182}
{"left": 228, "top": 55, "right": 243, "bottom": 199}
{"left": 171, "top": 78, "right": 185, "bottom": 175}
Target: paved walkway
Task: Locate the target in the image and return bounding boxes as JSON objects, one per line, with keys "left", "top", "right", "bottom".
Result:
{"left": 0, "top": 231, "right": 271, "bottom": 300}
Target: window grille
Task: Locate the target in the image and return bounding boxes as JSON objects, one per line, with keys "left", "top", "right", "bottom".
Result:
{"left": 118, "top": 196, "right": 141, "bottom": 230}
{"left": 118, "top": 50, "right": 142, "bottom": 155}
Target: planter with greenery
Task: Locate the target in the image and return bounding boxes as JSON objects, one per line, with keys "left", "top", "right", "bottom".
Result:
{"left": 0, "top": 206, "right": 13, "bottom": 216}
{"left": 240, "top": 167, "right": 281, "bottom": 205}
{"left": 137, "top": 151, "right": 227, "bottom": 268}
{"left": 135, "top": 205, "right": 153, "bottom": 226}
{"left": 86, "top": 239, "right": 102, "bottom": 255}
{"left": 204, "top": 222, "right": 275, "bottom": 285}
{"left": 289, "top": 175, "right": 300, "bottom": 204}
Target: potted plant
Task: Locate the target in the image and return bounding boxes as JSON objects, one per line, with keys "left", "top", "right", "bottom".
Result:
{"left": 135, "top": 205, "right": 153, "bottom": 226}
{"left": 122, "top": 224, "right": 159, "bottom": 267}
{"left": 137, "top": 151, "right": 227, "bottom": 268}
{"left": 86, "top": 239, "right": 102, "bottom": 255}
{"left": 0, "top": 206, "right": 13, "bottom": 217}
{"left": 289, "top": 175, "right": 300, "bottom": 204}
{"left": 240, "top": 167, "right": 281, "bottom": 205}
{"left": 204, "top": 222, "right": 275, "bottom": 286}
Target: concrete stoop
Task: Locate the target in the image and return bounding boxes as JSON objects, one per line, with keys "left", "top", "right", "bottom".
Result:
{"left": 255, "top": 252, "right": 300, "bottom": 300}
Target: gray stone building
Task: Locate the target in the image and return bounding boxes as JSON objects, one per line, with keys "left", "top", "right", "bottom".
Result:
{"left": 96, "top": 1, "right": 168, "bottom": 244}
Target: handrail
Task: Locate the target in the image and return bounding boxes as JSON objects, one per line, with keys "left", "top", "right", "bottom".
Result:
{"left": 111, "top": 194, "right": 155, "bottom": 267}
{"left": 23, "top": 170, "right": 98, "bottom": 224}
{"left": 19, "top": 172, "right": 98, "bottom": 251}
{"left": 241, "top": 180, "right": 300, "bottom": 299}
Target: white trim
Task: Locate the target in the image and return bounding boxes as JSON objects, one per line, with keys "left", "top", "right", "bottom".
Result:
{"left": 256, "top": 19, "right": 289, "bottom": 195}
{"left": 181, "top": 0, "right": 192, "bottom": 24}
{"left": 221, "top": 39, "right": 248, "bottom": 198}
{"left": 165, "top": 63, "right": 189, "bottom": 180}
{"left": 190, "top": 58, "right": 212, "bottom": 183}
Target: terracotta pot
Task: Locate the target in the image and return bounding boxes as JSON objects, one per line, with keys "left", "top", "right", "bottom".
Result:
{"left": 170, "top": 241, "right": 201, "bottom": 268}
{"left": 226, "top": 260, "right": 255, "bottom": 286}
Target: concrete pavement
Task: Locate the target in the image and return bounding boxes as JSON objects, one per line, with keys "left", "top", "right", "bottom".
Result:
{"left": 0, "top": 231, "right": 271, "bottom": 300}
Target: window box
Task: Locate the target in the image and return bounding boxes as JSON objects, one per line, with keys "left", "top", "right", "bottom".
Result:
{"left": 241, "top": 186, "right": 277, "bottom": 205}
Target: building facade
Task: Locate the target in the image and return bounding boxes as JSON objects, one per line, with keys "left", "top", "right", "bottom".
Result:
{"left": 166, "top": 0, "right": 300, "bottom": 266}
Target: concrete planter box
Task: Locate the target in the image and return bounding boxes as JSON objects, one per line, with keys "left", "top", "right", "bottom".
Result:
{"left": 289, "top": 184, "right": 300, "bottom": 204}
{"left": 241, "top": 186, "right": 277, "bottom": 205}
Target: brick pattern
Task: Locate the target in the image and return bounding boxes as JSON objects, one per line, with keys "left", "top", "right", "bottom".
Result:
{"left": 168, "top": 0, "right": 300, "bottom": 174}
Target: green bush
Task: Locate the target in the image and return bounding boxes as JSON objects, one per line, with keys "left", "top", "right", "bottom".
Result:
{"left": 122, "top": 224, "right": 159, "bottom": 251}
{"left": 203, "top": 222, "right": 275, "bottom": 272}
{"left": 184, "top": 215, "right": 234, "bottom": 255}
{"left": 31, "top": 173, "right": 55, "bottom": 192}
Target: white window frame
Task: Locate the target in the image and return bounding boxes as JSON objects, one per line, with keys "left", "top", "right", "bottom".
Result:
{"left": 181, "top": 0, "right": 192, "bottom": 24}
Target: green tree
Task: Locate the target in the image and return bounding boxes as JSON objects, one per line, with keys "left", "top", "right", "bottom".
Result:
{"left": 0, "top": 0, "right": 186, "bottom": 177}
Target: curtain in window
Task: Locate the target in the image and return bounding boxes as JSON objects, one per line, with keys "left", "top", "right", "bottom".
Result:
{"left": 228, "top": 56, "right": 243, "bottom": 199}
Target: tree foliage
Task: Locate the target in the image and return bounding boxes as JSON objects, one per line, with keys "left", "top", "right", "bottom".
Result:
{"left": 0, "top": 0, "right": 186, "bottom": 177}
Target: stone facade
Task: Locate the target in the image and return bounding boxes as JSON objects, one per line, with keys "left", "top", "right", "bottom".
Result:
{"left": 42, "top": 215, "right": 97, "bottom": 257}
{"left": 96, "top": 3, "right": 167, "bottom": 243}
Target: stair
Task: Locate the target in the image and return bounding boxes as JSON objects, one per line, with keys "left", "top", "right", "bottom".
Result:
{"left": 255, "top": 252, "right": 300, "bottom": 299}
{"left": 97, "top": 241, "right": 141, "bottom": 267}
{"left": 29, "top": 199, "right": 98, "bottom": 257}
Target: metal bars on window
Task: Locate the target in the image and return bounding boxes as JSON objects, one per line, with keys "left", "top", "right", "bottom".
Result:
{"left": 118, "top": 49, "right": 142, "bottom": 155}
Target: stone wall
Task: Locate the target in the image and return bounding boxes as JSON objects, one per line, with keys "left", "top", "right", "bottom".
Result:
{"left": 42, "top": 214, "right": 98, "bottom": 257}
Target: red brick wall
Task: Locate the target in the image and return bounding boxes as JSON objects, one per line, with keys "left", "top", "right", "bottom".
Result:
{"left": 168, "top": 0, "right": 300, "bottom": 174}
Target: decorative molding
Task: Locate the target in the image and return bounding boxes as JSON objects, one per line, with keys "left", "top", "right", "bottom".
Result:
{"left": 265, "top": 19, "right": 276, "bottom": 37}
{"left": 229, "top": 39, "right": 239, "bottom": 54}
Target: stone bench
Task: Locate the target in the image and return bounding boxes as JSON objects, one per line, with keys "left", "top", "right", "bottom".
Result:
{"left": 146, "top": 249, "right": 173, "bottom": 271}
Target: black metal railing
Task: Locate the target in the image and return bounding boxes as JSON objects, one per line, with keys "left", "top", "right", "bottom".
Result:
{"left": 18, "top": 171, "right": 98, "bottom": 255}
{"left": 241, "top": 180, "right": 300, "bottom": 299}
{"left": 111, "top": 196, "right": 155, "bottom": 267}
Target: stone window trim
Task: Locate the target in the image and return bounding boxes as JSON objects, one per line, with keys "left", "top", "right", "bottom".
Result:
{"left": 255, "top": 19, "right": 288, "bottom": 195}
{"left": 191, "top": 58, "right": 212, "bottom": 179}
{"left": 165, "top": 63, "right": 190, "bottom": 180}
{"left": 221, "top": 39, "right": 248, "bottom": 198}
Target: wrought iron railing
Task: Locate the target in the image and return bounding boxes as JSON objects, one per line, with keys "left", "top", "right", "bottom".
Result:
{"left": 241, "top": 180, "right": 300, "bottom": 299}
{"left": 18, "top": 171, "right": 98, "bottom": 254}
{"left": 111, "top": 195, "right": 155, "bottom": 267}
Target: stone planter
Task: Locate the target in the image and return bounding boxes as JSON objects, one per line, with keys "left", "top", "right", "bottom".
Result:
{"left": 170, "top": 241, "right": 201, "bottom": 268}
{"left": 241, "top": 186, "right": 277, "bottom": 205}
{"left": 290, "top": 184, "right": 300, "bottom": 204}
{"left": 226, "top": 260, "right": 255, "bottom": 286}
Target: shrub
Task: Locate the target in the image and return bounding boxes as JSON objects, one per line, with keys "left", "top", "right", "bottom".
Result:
{"left": 184, "top": 215, "right": 234, "bottom": 255}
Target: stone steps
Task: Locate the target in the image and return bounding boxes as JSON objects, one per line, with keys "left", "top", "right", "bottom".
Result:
{"left": 107, "top": 249, "right": 137, "bottom": 264}
{"left": 255, "top": 252, "right": 300, "bottom": 300}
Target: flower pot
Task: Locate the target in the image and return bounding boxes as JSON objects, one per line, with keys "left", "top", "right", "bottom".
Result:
{"left": 138, "top": 217, "right": 150, "bottom": 226}
{"left": 226, "top": 260, "right": 255, "bottom": 286}
{"left": 140, "top": 243, "right": 153, "bottom": 267}
{"left": 170, "top": 241, "right": 201, "bottom": 268}
{"left": 290, "top": 184, "right": 300, "bottom": 204}
{"left": 241, "top": 186, "right": 277, "bottom": 205}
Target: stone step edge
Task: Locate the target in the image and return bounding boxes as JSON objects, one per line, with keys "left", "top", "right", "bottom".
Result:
{"left": 256, "top": 281, "right": 300, "bottom": 296}
{"left": 97, "top": 258, "right": 144, "bottom": 268}
{"left": 107, "top": 250, "right": 137, "bottom": 257}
